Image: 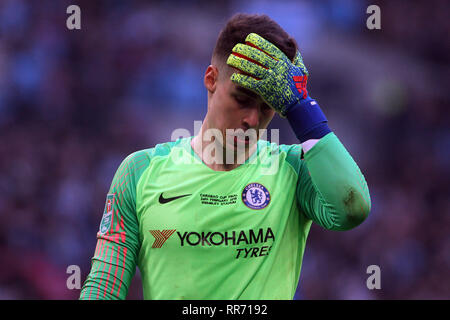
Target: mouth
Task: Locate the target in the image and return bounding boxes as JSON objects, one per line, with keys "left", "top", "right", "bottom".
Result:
{"left": 234, "top": 135, "right": 250, "bottom": 145}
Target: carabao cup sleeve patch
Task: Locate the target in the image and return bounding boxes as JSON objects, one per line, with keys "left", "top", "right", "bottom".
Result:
{"left": 99, "top": 194, "right": 115, "bottom": 235}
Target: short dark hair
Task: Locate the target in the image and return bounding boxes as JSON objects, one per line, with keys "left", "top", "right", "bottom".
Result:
{"left": 212, "top": 13, "right": 298, "bottom": 64}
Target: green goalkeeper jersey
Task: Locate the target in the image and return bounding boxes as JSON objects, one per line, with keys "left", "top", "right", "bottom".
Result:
{"left": 80, "top": 132, "right": 370, "bottom": 300}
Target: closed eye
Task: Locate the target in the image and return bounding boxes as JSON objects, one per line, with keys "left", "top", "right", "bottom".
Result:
{"left": 233, "top": 94, "right": 252, "bottom": 105}
{"left": 261, "top": 103, "right": 271, "bottom": 112}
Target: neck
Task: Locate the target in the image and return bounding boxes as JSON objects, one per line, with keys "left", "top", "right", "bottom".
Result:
{"left": 191, "top": 123, "right": 257, "bottom": 171}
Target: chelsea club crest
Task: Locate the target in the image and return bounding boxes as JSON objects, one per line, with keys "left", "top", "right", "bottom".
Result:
{"left": 242, "top": 183, "right": 270, "bottom": 210}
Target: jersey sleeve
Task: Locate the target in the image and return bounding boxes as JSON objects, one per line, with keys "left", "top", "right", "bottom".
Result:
{"left": 80, "top": 150, "right": 150, "bottom": 300}
{"left": 285, "top": 132, "right": 371, "bottom": 231}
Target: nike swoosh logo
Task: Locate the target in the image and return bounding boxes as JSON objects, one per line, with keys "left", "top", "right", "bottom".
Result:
{"left": 159, "top": 193, "right": 191, "bottom": 204}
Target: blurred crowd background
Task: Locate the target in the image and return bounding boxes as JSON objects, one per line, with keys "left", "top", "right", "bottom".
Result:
{"left": 0, "top": 0, "right": 448, "bottom": 299}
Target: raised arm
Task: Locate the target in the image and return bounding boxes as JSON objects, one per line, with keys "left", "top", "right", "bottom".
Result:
{"left": 297, "top": 133, "right": 371, "bottom": 230}
{"left": 226, "top": 33, "right": 370, "bottom": 230}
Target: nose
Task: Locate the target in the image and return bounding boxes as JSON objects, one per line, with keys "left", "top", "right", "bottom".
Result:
{"left": 242, "top": 107, "right": 260, "bottom": 129}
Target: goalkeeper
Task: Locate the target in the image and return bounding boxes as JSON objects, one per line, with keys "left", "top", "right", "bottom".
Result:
{"left": 80, "top": 13, "right": 371, "bottom": 300}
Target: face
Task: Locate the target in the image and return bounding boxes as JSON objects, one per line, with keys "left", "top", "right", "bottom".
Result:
{"left": 204, "top": 63, "right": 276, "bottom": 153}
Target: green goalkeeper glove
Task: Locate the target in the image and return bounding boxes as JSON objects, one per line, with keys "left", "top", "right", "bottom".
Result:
{"left": 226, "top": 33, "right": 310, "bottom": 116}
{"left": 226, "top": 33, "right": 331, "bottom": 143}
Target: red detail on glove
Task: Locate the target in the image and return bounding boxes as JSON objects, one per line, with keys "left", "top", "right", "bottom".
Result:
{"left": 232, "top": 52, "right": 268, "bottom": 69}
{"left": 293, "top": 75, "right": 308, "bottom": 99}
{"left": 245, "top": 42, "right": 279, "bottom": 61}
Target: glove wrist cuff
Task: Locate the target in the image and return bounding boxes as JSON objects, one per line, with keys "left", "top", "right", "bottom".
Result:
{"left": 286, "top": 99, "right": 332, "bottom": 143}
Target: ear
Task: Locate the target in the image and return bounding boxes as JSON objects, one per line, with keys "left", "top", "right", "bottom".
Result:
{"left": 204, "top": 65, "right": 219, "bottom": 93}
